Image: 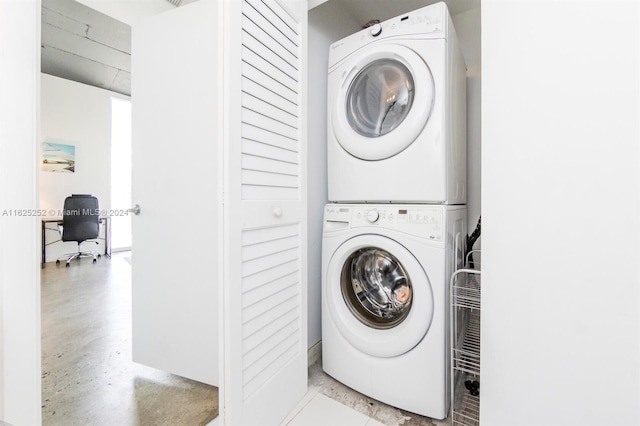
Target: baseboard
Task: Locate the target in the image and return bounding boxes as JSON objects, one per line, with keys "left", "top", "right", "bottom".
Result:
{"left": 110, "top": 247, "right": 131, "bottom": 254}
{"left": 307, "top": 341, "right": 322, "bottom": 367}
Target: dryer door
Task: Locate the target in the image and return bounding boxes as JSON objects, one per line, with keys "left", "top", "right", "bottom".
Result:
{"left": 331, "top": 43, "right": 435, "bottom": 160}
{"left": 326, "top": 234, "right": 434, "bottom": 358}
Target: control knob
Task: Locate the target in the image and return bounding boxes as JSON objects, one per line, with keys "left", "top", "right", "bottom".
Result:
{"left": 366, "top": 209, "right": 380, "bottom": 223}
{"left": 369, "top": 23, "right": 382, "bottom": 37}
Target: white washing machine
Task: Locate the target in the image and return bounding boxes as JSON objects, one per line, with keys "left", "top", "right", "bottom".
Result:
{"left": 327, "top": 2, "right": 466, "bottom": 204}
{"left": 322, "top": 203, "right": 466, "bottom": 419}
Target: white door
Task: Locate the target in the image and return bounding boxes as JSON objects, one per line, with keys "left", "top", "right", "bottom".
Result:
{"left": 221, "top": 0, "right": 308, "bottom": 424}
{"left": 131, "top": 1, "right": 219, "bottom": 386}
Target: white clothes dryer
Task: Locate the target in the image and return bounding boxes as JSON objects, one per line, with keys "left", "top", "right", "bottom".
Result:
{"left": 327, "top": 2, "right": 467, "bottom": 204}
{"left": 321, "top": 203, "right": 466, "bottom": 419}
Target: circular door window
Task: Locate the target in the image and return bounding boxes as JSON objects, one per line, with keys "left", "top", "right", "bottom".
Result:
{"left": 325, "top": 234, "right": 434, "bottom": 358}
{"left": 346, "top": 59, "right": 415, "bottom": 138}
{"left": 331, "top": 44, "right": 435, "bottom": 161}
{"left": 341, "top": 248, "right": 413, "bottom": 329}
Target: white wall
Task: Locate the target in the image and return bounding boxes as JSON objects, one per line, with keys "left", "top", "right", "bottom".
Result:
{"left": 40, "top": 74, "right": 129, "bottom": 261}
{"left": 481, "top": 1, "right": 639, "bottom": 424}
{"left": 307, "top": 1, "right": 360, "bottom": 348}
{"left": 452, "top": 7, "right": 481, "bottom": 242}
{"left": 0, "top": 0, "right": 42, "bottom": 424}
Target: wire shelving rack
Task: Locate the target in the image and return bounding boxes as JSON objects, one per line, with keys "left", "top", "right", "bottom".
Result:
{"left": 450, "top": 250, "right": 481, "bottom": 426}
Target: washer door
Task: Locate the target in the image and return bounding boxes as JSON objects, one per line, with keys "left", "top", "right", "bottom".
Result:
{"left": 325, "top": 234, "right": 434, "bottom": 358}
{"left": 331, "top": 43, "right": 435, "bottom": 161}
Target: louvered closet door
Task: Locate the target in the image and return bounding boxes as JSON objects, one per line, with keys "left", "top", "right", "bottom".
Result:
{"left": 222, "top": 0, "right": 307, "bottom": 424}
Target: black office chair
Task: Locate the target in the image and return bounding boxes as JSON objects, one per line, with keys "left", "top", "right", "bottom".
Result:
{"left": 56, "top": 194, "right": 101, "bottom": 267}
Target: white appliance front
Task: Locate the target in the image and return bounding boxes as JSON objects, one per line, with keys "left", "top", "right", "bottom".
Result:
{"left": 322, "top": 204, "right": 466, "bottom": 419}
{"left": 327, "top": 2, "right": 467, "bottom": 204}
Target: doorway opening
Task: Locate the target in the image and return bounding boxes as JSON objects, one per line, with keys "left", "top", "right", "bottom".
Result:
{"left": 110, "top": 97, "right": 132, "bottom": 251}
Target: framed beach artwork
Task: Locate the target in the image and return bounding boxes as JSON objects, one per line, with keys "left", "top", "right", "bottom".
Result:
{"left": 42, "top": 142, "right": 75, "bottom": 173}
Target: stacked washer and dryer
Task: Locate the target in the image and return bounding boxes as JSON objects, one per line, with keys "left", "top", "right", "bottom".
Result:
{"left": 321, "top": 2, "right": 467, "bottom": 419}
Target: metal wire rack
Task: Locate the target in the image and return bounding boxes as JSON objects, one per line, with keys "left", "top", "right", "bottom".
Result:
{"left": 450, "top": 253, "right": 481, "bottom": 426}
{"left": 452, "top": 370, "right": 480, "bottom": 426}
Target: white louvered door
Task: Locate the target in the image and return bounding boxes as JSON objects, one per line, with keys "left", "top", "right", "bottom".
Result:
{"left": 221, "top": 0, "right": 308, "bottom": 424}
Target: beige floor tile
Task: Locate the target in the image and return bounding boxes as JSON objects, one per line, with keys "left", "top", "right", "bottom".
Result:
{"left": 287, "top": 394, "right": 370, "bottom": 426}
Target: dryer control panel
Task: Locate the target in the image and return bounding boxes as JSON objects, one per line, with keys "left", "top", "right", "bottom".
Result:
{"left": 329, "top": 2, "right": 449, "bottom": 69}
{"left": 324, "top": 204, "right": 445, "bottom": 241}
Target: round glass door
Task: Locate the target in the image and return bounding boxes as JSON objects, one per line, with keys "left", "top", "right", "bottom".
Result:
{"left": 331, "top": 44, "right": 435, "bottom": 161}
{"left": 346, "top": 59, "right": 415, "bottom": 138}
{"left": 325, "top": 234, "right": 434, "bottom": 358}
{"left": 341, "top": 247, "right": 412, "bottom": 329}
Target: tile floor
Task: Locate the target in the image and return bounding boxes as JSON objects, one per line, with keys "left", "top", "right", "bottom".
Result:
{"left": 282, "top": 362, "right": 447, "bottom": 426}
{"left": 283, "top": 391, "right": 385, "bottom": 426}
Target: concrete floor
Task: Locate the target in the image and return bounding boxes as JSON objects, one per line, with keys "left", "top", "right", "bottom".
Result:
{"left": 41, "top": 252, "right": 218, "bottom": 426}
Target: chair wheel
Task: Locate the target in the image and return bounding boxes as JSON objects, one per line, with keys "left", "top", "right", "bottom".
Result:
{"left": 98, "top": 254, "right": 101, "bottom": 258}
{"left": 65, "top": 263, "right": 70, "bottom": 268}
{"left": 93, "top": 258, "right": 97, "bottom": 263}
{"left": 56, "top": 260, "right": 60, "bottom": 265}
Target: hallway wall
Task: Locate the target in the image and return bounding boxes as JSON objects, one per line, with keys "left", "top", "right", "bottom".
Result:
{"left": 481, "top": 1, "right": 640, "bottom": 424}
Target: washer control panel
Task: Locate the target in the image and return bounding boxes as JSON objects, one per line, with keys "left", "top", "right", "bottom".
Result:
{"left": 324, "top": 204, "right": 444, "bottom": 241}
{"left": 365, "top": 209, "right": 380, "bottom": 223}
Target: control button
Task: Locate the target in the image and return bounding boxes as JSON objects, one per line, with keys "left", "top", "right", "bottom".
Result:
{"left": 369, "top": 23, "right": 382, "bottom": 37}
{"left": 366, "top": 209, "right": 380, "bottom": 223}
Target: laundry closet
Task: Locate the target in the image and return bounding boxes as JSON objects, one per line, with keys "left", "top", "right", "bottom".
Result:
{"left": 131, "top": 1, "right": 482, "bottom": 423}
{"left": 307, "top": 1, "right": 639, "bottom": 426}
{"left": 308, "top": 0, "right": 480, "bottom": 421}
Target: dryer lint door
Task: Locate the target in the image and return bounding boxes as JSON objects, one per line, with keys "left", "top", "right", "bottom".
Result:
{"left": 326, "top": 234, "right": 434, "bottom": 358}
{"left": 331, "top": 43, "right": 435, "bottom": 160}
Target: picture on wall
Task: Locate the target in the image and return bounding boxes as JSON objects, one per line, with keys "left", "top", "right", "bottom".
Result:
{"left": 42, "top": 142, "right": 75, "bottom": 173}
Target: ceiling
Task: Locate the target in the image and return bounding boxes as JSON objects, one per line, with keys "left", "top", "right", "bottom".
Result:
{"left": 40, "top": 0, "right": 197, "bottom": 96}
{"left": 41, "top": 0, "right": 133, "bottom": 96}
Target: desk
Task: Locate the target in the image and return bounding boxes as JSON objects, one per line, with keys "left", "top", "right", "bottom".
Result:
{"left": 41, "top": 217, "right": 111, "bottom": 266}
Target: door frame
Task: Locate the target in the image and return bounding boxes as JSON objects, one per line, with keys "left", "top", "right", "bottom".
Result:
{"left": 0, "top": 0, "right": 42, "bottom": 424}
